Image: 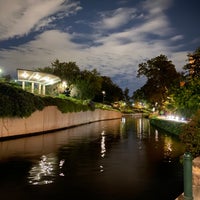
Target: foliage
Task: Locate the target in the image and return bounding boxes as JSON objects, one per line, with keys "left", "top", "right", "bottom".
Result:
{"left": 171, "top": 77, "right": 200, "bottom": 118}
{"left": 133, "top": 54, "right": 180, "bottom": 108}
{"left": 0, "top": 82, "right": 45, "bottom": 117}
{"left": 149, "top": 118, "right": 185, "bottom": 136}
{"left": 37, "top": 59, "right": 81, "bottom": 85}
{"left": 123, "top": 87, "right": 130, "bottom": 102}
{"left": 183, "top": 47, "right": 200, "bottom": 78}
{"left": 73, "top": 69, "right": 102, "bottom": 100}
{"left": 179, "top": 110, "right": 200, "bottom": 158}
{"left": 0, "top": 82, "right": 96, "bottom": 118}
{"left": 37, "top": 59, "right": 125, "bottom": 103}
{"left": 169, "top": 47, "right": 200, "bottom": 118}
{"left": 93, "top": 76, "right": 124, "bottom": 103}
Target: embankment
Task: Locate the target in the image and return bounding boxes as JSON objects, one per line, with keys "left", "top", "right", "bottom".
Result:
{"left": 149, "top": 117, "right": 186, "bottom": 136}
{"left": 0, "top": 106, "right": 122, "bottom": 140}
{"left": 149, "top": 117, "right": 200, "bottom": 199}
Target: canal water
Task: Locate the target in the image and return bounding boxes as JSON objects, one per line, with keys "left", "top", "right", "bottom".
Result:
{"left": 0, "top": 115, "right": 185, "bottom": 200}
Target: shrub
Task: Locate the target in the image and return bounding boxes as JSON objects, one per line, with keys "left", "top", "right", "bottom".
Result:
{"left": 0, "top": 82, "right": 96, "bottom": 118}
{"left": 0, "top": 83, "right": 45, "bottom": 117}
{"left": 179, "top": 110, "right": 200, "bottom": 158}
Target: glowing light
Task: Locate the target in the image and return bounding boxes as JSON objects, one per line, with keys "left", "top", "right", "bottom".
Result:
{"left": 62, "top": 81, "right": 67, "bottom": 88}
{"left": 121, "top": 117, "right": 126, "bottom": 123}
{"left": 33, "top": 73, "right": 41, "bottom": 80}
{"left": 22, "top": 71, "right": 29, "bottom": 78}
{"left": 165, "top": 115, "right": 187, "bottom": 123}
{"left": 101, "top": 131, "right": 106, "bottom": 158}
{"left": 28, "top": 154, "right": 57, "bottom": 185}
{"left": 99, "top": 165, "right": 104, "bottom": 172}
{"left": 164, "top": 137, "right": 173, "bottom": 162}
{"left": 155, "top": 129, "right": 159, "bottom": 142}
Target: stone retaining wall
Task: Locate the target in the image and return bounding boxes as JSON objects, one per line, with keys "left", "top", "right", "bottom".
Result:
{"left": 193, "top": 157, "right": 200, "bottom": 199}
{"left": 0, "top": 106, "right": 122, "bottom": 139}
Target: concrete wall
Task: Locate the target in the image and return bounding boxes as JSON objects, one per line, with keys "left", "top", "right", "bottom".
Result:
{"left": 0, "top": 106, "right": 122, "bottom": 139}
{"left": 193, "top": 157, "right": 200, "bottom": 198}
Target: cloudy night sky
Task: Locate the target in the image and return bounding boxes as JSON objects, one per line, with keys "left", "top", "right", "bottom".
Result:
{"left": 0, "top": 0, "right": 200, "bottom": 94}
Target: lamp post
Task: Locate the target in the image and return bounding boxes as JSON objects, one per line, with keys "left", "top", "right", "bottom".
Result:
{"left": 183, "top": 152, "right": 193, "bottom": 200}
{"left": 102, "top": 91, "right": 106, "bottom": 103}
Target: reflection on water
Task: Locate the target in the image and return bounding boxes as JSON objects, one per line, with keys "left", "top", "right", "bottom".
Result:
{"left": 0, "top": 116, "right": 185, "bottom": 200}
{"left": 164, "top": 136, "right": 174, "bottom": 162}
{"left": 100, "top": 130, "right": 106, "bottom": 158}
{"left": 28, "top": 154, "right": 57, "bottom": 185}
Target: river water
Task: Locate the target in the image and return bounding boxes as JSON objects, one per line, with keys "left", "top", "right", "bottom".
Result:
{"left": 0, "top": 115, "right": 185, "bottom": 200}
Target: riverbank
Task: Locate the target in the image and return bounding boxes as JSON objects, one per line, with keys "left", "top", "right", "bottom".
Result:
{"left": 149, "top": 115, "right": 200, "bottom": 200}
{"left": 0, "top": 106, "right": 122, "bottom": 140}
{"left": 149, "top": 116, "right": 187, "bottom": 136}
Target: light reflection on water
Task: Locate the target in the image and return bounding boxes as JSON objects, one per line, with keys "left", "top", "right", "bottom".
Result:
{"left": 28, "top": 154, "right": 57, "bottom": 185}
{"left": 0, "top": 116, "right": 185, "bottom": 200}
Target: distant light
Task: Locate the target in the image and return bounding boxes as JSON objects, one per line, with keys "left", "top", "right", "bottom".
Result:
{"left": 166, "top": 115, "right": 187, "bottom": 123}
{"left": 22, "top": 71, "right": 29, "bottom": 78}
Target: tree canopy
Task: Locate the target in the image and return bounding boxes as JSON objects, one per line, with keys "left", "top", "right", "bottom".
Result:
{"left": 183, "top": 47, "right": 200, "bottom": 78}
{"left": 133, "top": 54, "right": 180, "bottom": 107}
{"left": 37, "top": 59, "right": 124, "bottom": 102}
{"left": 170, "top": 47, "right": 200, "bottom": 117}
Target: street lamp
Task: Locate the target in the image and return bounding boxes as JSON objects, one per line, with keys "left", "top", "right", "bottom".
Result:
{"left": 102, "top": 91, "right": 106, "bottom": 103}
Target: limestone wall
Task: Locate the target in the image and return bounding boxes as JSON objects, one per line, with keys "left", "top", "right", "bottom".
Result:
{"left": 0, "top": 106, "right": 122, "bottom": 139}
{"left": 193, "top": 157, "right": 200, "bottom": 198}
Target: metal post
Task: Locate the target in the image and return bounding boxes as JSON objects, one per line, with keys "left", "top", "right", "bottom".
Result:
{"left": 183, "top": 152, "right": 193, "bottom": 200}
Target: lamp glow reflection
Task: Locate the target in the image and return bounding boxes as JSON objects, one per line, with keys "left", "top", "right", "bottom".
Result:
{"left": 164, "top": 137, "right": 173, "bottom": 162}
{"left": 28, "top": 154, "right": 57, "bottom": 185}
{"left": 99, "top": 130, "right": 106, "bottom": 173}
{"left": 101, "top": 131, "right": 106, "bottom": 158}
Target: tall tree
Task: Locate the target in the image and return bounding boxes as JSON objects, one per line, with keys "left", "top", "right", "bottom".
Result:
{"left": 93, "top": 76, "right": 124, "bottom": 103}
{"left": 172, "top": 77, "right": 200, "bottom": 117}
{"left": 72, "top": 69, "right": 102, "bottom": 100}
{"left": 51, "top": 59, "right": 81, "bottom": 85}
{"left": 171, "top": 47, "right": 200, "bottom": 118}
{"left": 123, "top": 87, "right": 130, "bottom": 102}
{"left": 37, "top": 59, "right": 81, "bottom": 86}
{"left": 183, "top": 47, "right": 200, "bottom": 78}
{"left": 133, "top": 54, "right": 180, "bottom": 107}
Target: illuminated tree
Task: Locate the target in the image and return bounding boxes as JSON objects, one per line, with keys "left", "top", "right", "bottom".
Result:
{"left": 183, "top": 47, "right": 200, "bottom": 78}
{"left": 133, "top": 54, "right": 180, "bottom": 108}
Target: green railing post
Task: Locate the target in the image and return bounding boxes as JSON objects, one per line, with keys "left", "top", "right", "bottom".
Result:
{"left": 183, "top": 152, "right": 193, "bottom": 200}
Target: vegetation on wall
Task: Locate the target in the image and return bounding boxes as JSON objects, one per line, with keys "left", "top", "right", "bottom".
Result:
{"left": 37, "top": 59, "right": 124, "bottom": 102}
{"left": 149, "top": 118, "right": 185, "bottom": 136}
{"left": 179, "top": 110, "right": 200, "bottom": 158}
{"left": 0, "top": 82, "right": 95, "bottom": 118}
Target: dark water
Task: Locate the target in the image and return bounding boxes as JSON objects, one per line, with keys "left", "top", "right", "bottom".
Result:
{"left": 0, "top": 116, "right": 185, "bottom": 200}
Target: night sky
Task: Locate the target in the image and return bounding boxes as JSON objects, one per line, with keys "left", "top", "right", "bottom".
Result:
{"left": 0, "top": 0, "right": 200, "bottom": 94}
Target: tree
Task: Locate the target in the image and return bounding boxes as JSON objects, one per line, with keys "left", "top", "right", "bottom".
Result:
{"left": 37, "top": 59, "right": 81, "bottom": 86}
{"left": 183, "top": 47, "right": 200, "bottom": 78}
{"left": 51, "top": 59, "right": 81, "bottom": 85}
{"left": 170, "top": 47, "right": 200, "bottom": 118}
{"left": 37, "top": 59, "right": 124, "bottom": 101}
{"left": 172, "top": 77, "right": 200, "bottom": 118}
{"left": 133, "top": 54, "right": 180, "bottom": 108}
{"left": 93, "top": 76, "right": 124, "bottom": 103}
{"left": 123, "top": 87, "right": 130, "bottom": 102}
{"left": 180, "top": 109, "right": 200, "bottom": 158}
{"left": 72, "top": 69, "right": 102, "bottom": 100}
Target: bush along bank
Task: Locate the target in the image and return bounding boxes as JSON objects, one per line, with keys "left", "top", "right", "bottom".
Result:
{"left": 150, "top": 112, "right": 200, "bottom": 159}
{"left": 149, "top": 117, "right": 185, "bottom": 136}
{"left": 0, "top": 82, "right": 96, "bottom": 118}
